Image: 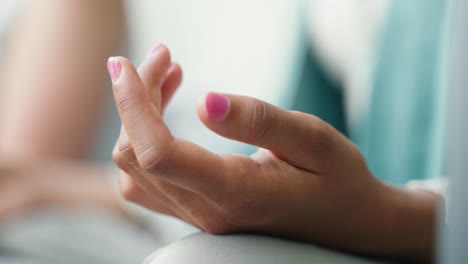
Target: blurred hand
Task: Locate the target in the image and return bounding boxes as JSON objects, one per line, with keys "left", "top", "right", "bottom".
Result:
{"left": 110, "top": 45, "right": 437, "bottom": 261}
{"left": 0, "top": 160, "right": 128, "bottom": 223}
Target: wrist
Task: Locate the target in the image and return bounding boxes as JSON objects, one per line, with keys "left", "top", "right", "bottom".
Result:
{"left": 373, "top": 183, "right": 439, "bottom": 262}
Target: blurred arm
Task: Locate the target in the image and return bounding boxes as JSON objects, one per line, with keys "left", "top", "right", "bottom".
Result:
{"left": 0, "top": 0, "right": 126, "bottom": 160}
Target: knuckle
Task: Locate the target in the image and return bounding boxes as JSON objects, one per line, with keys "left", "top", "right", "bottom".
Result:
{"left": 112, "top": 150, "right": 129, "bottom": 171}
{"left": 118, "top": 134, "right": 131, "bottom": 152}
{"left": 158, "top": 46, "right": 172, "bottom": 66}
{"left": 112, "top": 145, "right": 136, "bottom": 172}
{"left": 116, "top": 95, "right": 136, "bottom": 113}
{"left": 294, "top": 112, "right": 335, "bottom": 157}
{"left": 136, "top": 145, "right": 172, "bottom": 177}
{"left": 248, "top": 99, "right": 275, "bottom": 142}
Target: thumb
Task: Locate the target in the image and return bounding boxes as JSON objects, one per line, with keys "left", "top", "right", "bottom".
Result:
{"left": 196, "top": 92, "right": 341, "bottom": 172}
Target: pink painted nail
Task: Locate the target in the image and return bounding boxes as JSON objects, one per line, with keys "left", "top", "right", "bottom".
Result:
{"left": 149, "top": 43, "right": 163, "bottom": 55}
{"left": 205, "top": 93, "right": 230, "bottom": 121}
{"left": 107, "top": 57, "right": 121, "bottom": 81}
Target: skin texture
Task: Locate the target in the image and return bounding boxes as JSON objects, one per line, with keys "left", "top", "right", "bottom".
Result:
{"left": 110, "top": 45, "right": 439, "bottom": 263}
{"left": 0, "top": 0, "right": 127, "bottom": 222}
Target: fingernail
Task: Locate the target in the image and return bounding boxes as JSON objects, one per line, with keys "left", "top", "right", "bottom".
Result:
{"left": 107, "top": 57, "right": 121, "bottom": 81}
{"left": 148, "top": 43, "right": 163, "bottom": 55}
{"left": 205, "top": 92, "right": 230, "bottom": 121}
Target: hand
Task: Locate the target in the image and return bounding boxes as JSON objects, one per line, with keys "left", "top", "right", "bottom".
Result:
{"left": 109, "top": 45, "right": 438, "bottom": 262}
{"left": 0, "top": 160, "right": 131, "bottom": 223}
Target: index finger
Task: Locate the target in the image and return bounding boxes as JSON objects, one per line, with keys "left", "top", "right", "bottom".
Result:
{"left": 108, "top": 56, "right": 257, "bottom": 198}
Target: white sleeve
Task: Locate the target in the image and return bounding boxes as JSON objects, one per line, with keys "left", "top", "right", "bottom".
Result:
{"left": 406, "top": 177, "right": 448, "bottom": 222}
{"left": 405, "top": 177, "right": 449, "bottom": 198}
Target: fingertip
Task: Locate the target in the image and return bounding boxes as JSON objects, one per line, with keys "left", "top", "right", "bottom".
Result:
{"left": 148, "top": 43, "right": 163, "bottom": 55}
{"left": 146, "top": 43, "right": 171, "bottom": 68}
{"left": 139, "top": 44, "right": 173, "bottom": 109}
{"left": 204, "top": 92, "right": 230, "bottom": 122}
{"left": 108, "top": 56, "right": 139, "bottom": 84}
{"left": 107, "top": 57, "right": 122, "bottom": 82}
{"left": 160, "top": 63, "right": 183, "bottom": 110}
{"left": 196, "top": 92, "right": 232, "bottom": 127}
{"left": 163, "top": 63, "right": 183, "bottom": 90}
{"left": 168, "top": 63, "right": 183, "bottom": 82}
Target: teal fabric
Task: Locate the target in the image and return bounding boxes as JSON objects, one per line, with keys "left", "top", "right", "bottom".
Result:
{"left": 292, "top": 46, "right": 347, "bottom": 135}
{"left": 293, "top": 0, "right": 448, "bottom": 185}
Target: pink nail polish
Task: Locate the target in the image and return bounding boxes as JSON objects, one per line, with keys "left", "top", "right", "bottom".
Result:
{"left": 107, "top": 57, "right": 121, "bottom": 81}
{"left": 205, "top": 93, "right": 230, "bottom": 121}
{"left": 149, "top": 43, "right": 163, "bottom": 55}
